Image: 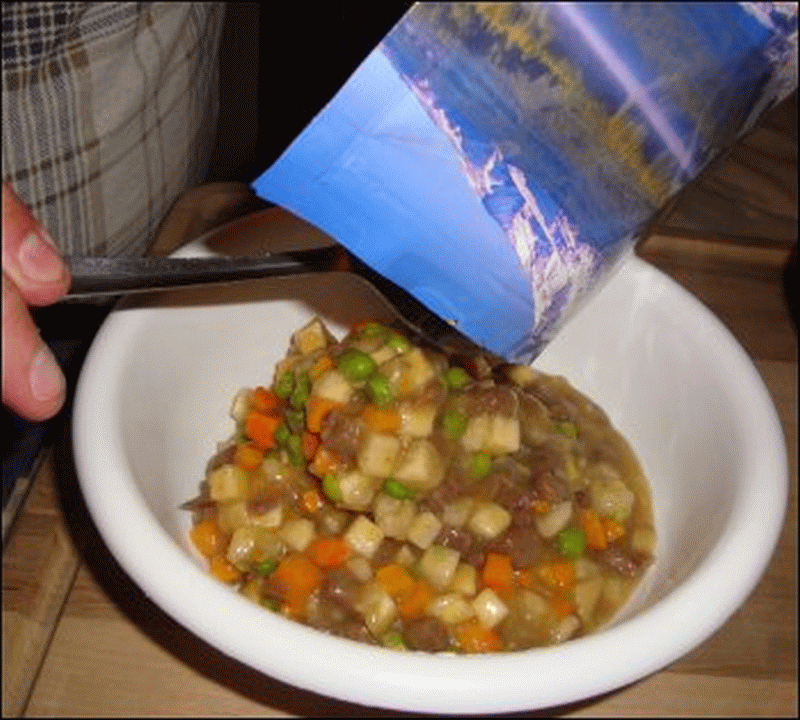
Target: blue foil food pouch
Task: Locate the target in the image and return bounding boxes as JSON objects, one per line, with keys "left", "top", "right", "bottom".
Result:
{"left": 252, "top": 2, "right": 797, "bottom": 363}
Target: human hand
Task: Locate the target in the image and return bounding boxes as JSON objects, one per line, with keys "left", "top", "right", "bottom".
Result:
{"left": 2, "top": 183, "right": 71, "bottom": 421}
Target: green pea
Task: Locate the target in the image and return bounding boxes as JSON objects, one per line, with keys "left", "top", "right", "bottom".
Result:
{"left": 274, "top": 371, "right": 295, "bottom": 399}
{"left": 290, "top": 372, "right": 311, "bottom": 408}
{"left": 441, "top": 408, "right": 468, "bottom": 439}
{"left": 274, "top": 422, "right": 290, "bottom": 445}
{"left": 285, "top": 434, "right": 304, "bottom": 467}
{"left": 555, "top": 420, "right": 580, "bottom": 439}
{"left": 322, "top": 473, "right": 343, "bottom": 503}
{"left": 357, "top": 322, "right": 386, "bottom": 339}
{"left": 336, "top": 349, "right": 377, "bottom": 383}
{"left": 468, "top": 450, "right": 492, "bottom": 478}
{"left": 386, "top": 333, "right": 410, "bottom": 353}
{"left": 384, "top": 478, "right": 412, "bottom": 500}
{"left": 381, "top": 630, "right": 407, "bottom": 650}
{"left": 284, "top": 408, "right": 305, "bottom": 434}
{"left": 255, "top": 558, "right": 277, "bottom": 576}
{"left": 556, "top": 526, "right": 587, "bottom": 559}
{"left": 367, "top": 373, "right": 394, "bottom": 406}
{"left": 444, "top": 366, "right": 470, "bottom": 389}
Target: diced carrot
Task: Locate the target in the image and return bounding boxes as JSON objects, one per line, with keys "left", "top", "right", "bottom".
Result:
{"left": 361, "top": 404, "right": 401, "bottom": 433}
{"left": 234, "top": 442, "right": 264, "bottom": 471}
{"left": 537, "top": 560, "right": 576, "bottom": 591}
{"left": 305, "top": 396, "right": 342, "bottom": 433}
{"left": 272, "top": 553, "right": 323, "bottom": 618}
{"left": 532, "top": 500, "right": 551, "bottom": 515}
{"left": 456, "top": 619, "right": 502, "bottom": 653}
{"left": 307, "top": 536, "right": 352, "bottom": 568}
{"left": 251, "top": 386, "right": 283, "bottom": 414}
{"left": 375, "top": 564, "right": 416, "bottom": 600}
{"left": 308, "top": 446, "right": 344, "bottom": 478}
{"left": 244, "top": 411, "right": 282, "bottom": 451}
{"left": 603, "top": 517, "right": 626, "bottom": 544}
{"left": 515, "top": 567, "right": 537, "bottom": 590}
{"left": 308, "top": 354, "right": 334, "bottom": 383}
{"left": 209, "top": 553, "right": 242, "bottom": 584}
{"left": 482, "top": 553, "right": 514, "bottom": 597}
{"left": 397, "top": 579, "right": 435, "bottom": 620}
{"left": 190, "top": 518, "right": 226, "bottom": 558}
{"left": 302, "top": 431, "right": 320, "bottom": 461}
{"left": 301, "top": 488, "right": 324, "bottom": 515}
{"left": 579, "top": 508, "right": 608, "bottom": 550}
{"left": 551, "top": 596, "right": 577, "bottom": 620}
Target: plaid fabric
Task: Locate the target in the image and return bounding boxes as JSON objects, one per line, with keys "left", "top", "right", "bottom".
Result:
{"left": 2, "top": 2, "right": 225, "bottom": 256}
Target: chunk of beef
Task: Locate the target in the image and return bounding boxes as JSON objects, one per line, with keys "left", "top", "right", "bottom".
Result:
{"left": 592, "top": 543, "right": 650, "bottom": 577}
{"left": 320, "top": 409, "right": 364, "bottom": 463}
{"left": 403, "top": 617, "right": 452, "bottom": 652}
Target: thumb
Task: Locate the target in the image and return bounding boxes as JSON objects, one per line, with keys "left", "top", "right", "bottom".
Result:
{"left": 2, "top": 183, "right": 70, "bottom": 305}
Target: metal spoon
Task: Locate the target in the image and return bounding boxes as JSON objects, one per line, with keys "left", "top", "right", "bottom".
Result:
{"left": 65, "top": 237, "right": 487, "bottom": 358}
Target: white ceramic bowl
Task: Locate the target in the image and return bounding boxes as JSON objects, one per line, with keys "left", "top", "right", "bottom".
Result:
{"left": 72, "top": 220, "right": 787, "bottom": 714}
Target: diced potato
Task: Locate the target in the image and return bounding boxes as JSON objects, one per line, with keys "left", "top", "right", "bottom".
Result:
{"left": 344, "top": 515, "right": 385, "bottom": 558}
{"left": 630, "top": 525, "right": 657, "bottom": 554}
{"left": 589, "top": 474, "right": 635, "bottom": 522}
{"left": 427, "top": 593, "right": 475, "bottom": 625}
{"left": 312, "top": 369, "right": 353, "bottom": 404}
{"left": 574, "top": 557, "right": 600, "bottom": 580}
{"left": 226, "top": 525, "right": 283, "bottom": 567}
{"left": 398, "top": 401, "right": 438, "bottom": 438}
{"left": 291, "top": 317, "right": 332, "bottom": 355}
{"left": 381, "top": 348, "right": 435, "bottom": 397}
{"left": 467, "top": 501, "right": 511, "bottom": 539}
{"left": 394, "top": 544, "right": 417, "bottom": 567}
{"left": 419, "top": 544, "right": 461, "bottom": 590}
{"left": 346, "top": 555, "right": 373, "bottom": 582}
{"left": 216, "top": 500, "right": 250, "bottom": 533}
{"left": 373, "top": 493, "right": 416, "bottom": 540}
{"left": 442, "top": 497, "right": 475, "bottom": 527}
{"left": 549, "top": 614, "right": 580, "bottom": 644}
{"left": 602, "top": 575, "right": 627, "bottom": 607}
{"left": 534, "top": 500, "right": 572, "bottom": 538}
{"left": 338, "top": 470, "right": 383, "bottom": 511}
{"left": 406, "top": 511, "right": 443, "bottom": 550}
{"left": 449, "top": 563, "right": 477, "bottom": 597}
{"left": 472, "top": 588, "right": 509, "bottom": 629}
{"left": 356, "top": 582, "right": 397, "bottom": 636}
{"left": 357, "top": 432, "right": 401, "bottom": 478}
{"left": 279, "top": 518, "right": 315, "bottom": 552}
{"left": 249, "top": 503, "right": 284, "bottom": 529}
{"left": 484, "top": 415, "right": 521, "bottom": 455}
{"left": 461, "top": 414, "right": 490, "bottom": 452}
{"left": 574, "top": 577, "right": 604, "bottom": 622}
{"left": 369, "top": 344, "right": 397, "bottom": 366}
{"left": 392, "top": 439, "right": 444, "bottom": 492}
{"left": 225, "top": 525, "right": 258, "bottom": 567}
{"left": 504, "top": 364, "right": 537, "bottom": 387}
{"left": 208, "top": 465, "right": 248, "bottom": 502}
{"left": 229, "top": 388, "right": 252, "bottom": 422}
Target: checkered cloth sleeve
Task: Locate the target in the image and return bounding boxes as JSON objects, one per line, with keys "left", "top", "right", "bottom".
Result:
{"left": 2, "top": 2, "right": 225, "bottom": 257}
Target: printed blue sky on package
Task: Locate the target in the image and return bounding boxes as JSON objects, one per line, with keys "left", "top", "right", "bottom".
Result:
{"left": 253, "top": 2, "right": 797, "bottom": 363}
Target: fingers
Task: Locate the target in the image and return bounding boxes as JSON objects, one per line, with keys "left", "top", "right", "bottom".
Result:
{"left": 2, "top": 183, "right": 70, "bottom": 421}
{"left": 2, "top": 183, "right": 71, "bottom": 306}
{"left": 2, "top": 272, "right": 67, "bottom": 421}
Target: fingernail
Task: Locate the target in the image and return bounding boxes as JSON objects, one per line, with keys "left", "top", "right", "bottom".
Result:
{"left": 19, "top": 230, "right": 64, "bottom": 282}
{"left": 29, "top": 344, "right": 66, "bottom": 403}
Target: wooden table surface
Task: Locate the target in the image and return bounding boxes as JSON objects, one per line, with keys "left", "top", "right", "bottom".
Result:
{"left": 3, "top": 98, "right": 798, "bottom": 717}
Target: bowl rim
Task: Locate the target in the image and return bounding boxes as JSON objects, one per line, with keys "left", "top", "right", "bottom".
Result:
{"left": 71, "top": 251, "right": 788, "bottom": 714}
